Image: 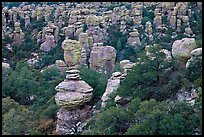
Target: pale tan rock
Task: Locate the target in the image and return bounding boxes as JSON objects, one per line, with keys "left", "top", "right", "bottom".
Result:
{"left": 101, "top": 72, "right": 121, "bottom": 108}
{"left": 186, "top": 48, "right": 202, "bottom": 69}
{"left": 172, "top": 38, "right": 197, "bottom": 68}
{"left": 2, "top": 62, "right": 10, "bottom": 69}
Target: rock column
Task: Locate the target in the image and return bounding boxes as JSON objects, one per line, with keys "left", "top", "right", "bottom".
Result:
{"left": 79, "top": 33, "right": 90, "bottom": 67}
{"left": 62, "top": 39, "right": 82, "bottom": 67}
{"left": 55, "top": 68, "right": 93, "bottom": 135}
{"left": 101, "top": 72, "right": 122, "bottom": 108}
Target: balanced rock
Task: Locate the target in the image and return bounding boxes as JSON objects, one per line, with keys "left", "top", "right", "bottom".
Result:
{"left": 127, "top": 29, "right": 141, "bottom": 47}
{"left": 56, "top": 60, "right": 67, "bottom": 73}
{"left": 55, "top": 69, "right": 93, "bottom": 109}
{"left": 55, "top": 68, "right": 93, "bottom": 134}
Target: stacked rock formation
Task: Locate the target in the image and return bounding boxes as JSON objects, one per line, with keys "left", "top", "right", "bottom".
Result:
{"left": 2, "top": 11, "right": 6, "bottom": 33}
{"left": 62, "top": 39, "right": 82, "bottom": 67}
{"left": 24, "top": 14, "right": 30, "bottom": 28}
{"left": 172, "top": 38, "right": 197, "bottom": 68}
{"left": 112, "top": 7, "right": 120, "bottom": 25}
{"left": 132, "top": 3, "right": 143, "bottom": 28}
{"left": 79, "top": 33, "right": 90, "bottom": 67}
{"left": 2, "top": 11, "right": 6, "bottom": 39}
{"left": 161, "top": 2, "right": 174, "bottom": 16}
{"left": 55, "top": 68, "right": 93, "bottom": 134}
{"left": 184, "top": 25, "right": 195, "bottom": 37}
{"left": 169, "top": 10, "right": 177, "bottom": 29}
{"left": 86, "top": 15, "right": 103, "bottom": 43}
{"left": 127, "top": 29, "right": 141, "bottom": 48}
{"left": 89, "top": 46, "right": 116, "bottom": 72}
{"left": 101, "top": 72, "right": 122, "bottom": 108}
{"left": 62, "top": 25, "right": 75, "bottom": 39}
{"left": 119, "top": 60, "right": 135, "bottom": 77}
{"left": 144, "top": 21, "right": 154, "bottom": 42}
{"left": 113, "top": 60, "right": 135, "bottom": 106}
{"left": 153, "top": 12, "right": 162, "bottom": 28}
{"left": 13, "top": 22, "right": 25, "bottom": 45}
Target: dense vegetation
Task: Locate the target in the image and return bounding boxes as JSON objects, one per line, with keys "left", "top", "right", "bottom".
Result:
{"left": 83, "top": 45, "right": 202, "bottom": 135}
{"left": 2, "top": 2, "right": 202, "bottom": 135}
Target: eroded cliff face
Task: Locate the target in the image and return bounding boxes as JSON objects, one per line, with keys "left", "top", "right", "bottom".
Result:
{"left": 54, "top": 68, "right": 93, "bottom": 135}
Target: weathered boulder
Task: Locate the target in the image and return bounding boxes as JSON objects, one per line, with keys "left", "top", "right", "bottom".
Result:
{"left": 62, "top": 39, "right": 82, "bottom": 67}
{"left": 89, "top": 46, "right": 116, "bottom": 72}
{"left": 190, "top": 48, "right": 202, "bottom": 57}
{"left": 56, "top": 60, "right": 67, "bottom": 73}
{"left": 2, "top": 62, "right": 10, "bottom": 69}
{"left": 101, "top": 72, "right": 122, "bottom": 108}
{"left": 127, "top": 29, "right": 141, "bottom": 47}
{"left": 120, "top": 60, "right": 135, "bottom": 76}
{"left": 186, "top": 48, "right": 202, "bottom": 68}
{"left": 172, "top": 38, "right": 197, "bottom": 61}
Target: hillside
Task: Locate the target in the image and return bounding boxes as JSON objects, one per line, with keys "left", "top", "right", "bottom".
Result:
{"left": 2, "top": 2, "right": 202, "bottom": 135}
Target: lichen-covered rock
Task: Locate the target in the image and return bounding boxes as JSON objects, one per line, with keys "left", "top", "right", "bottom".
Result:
{"left": 89, "top": 46, "right": 116, "bottom": 72}
{"left": 55, "top": 68, "right": 93, "bottom": 134}
{"left": 62, "top": 39, "right": 82, "bottom": 67}
{"left": 55, "top": 91, "right": 92, "bottom": 108}
{"left": 55, "top": 69, "right": 93, "bottom": 109}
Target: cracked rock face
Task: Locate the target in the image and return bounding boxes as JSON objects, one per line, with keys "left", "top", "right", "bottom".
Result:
{"left": 89, "top": 46, "right": 116, "bottom": 72}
